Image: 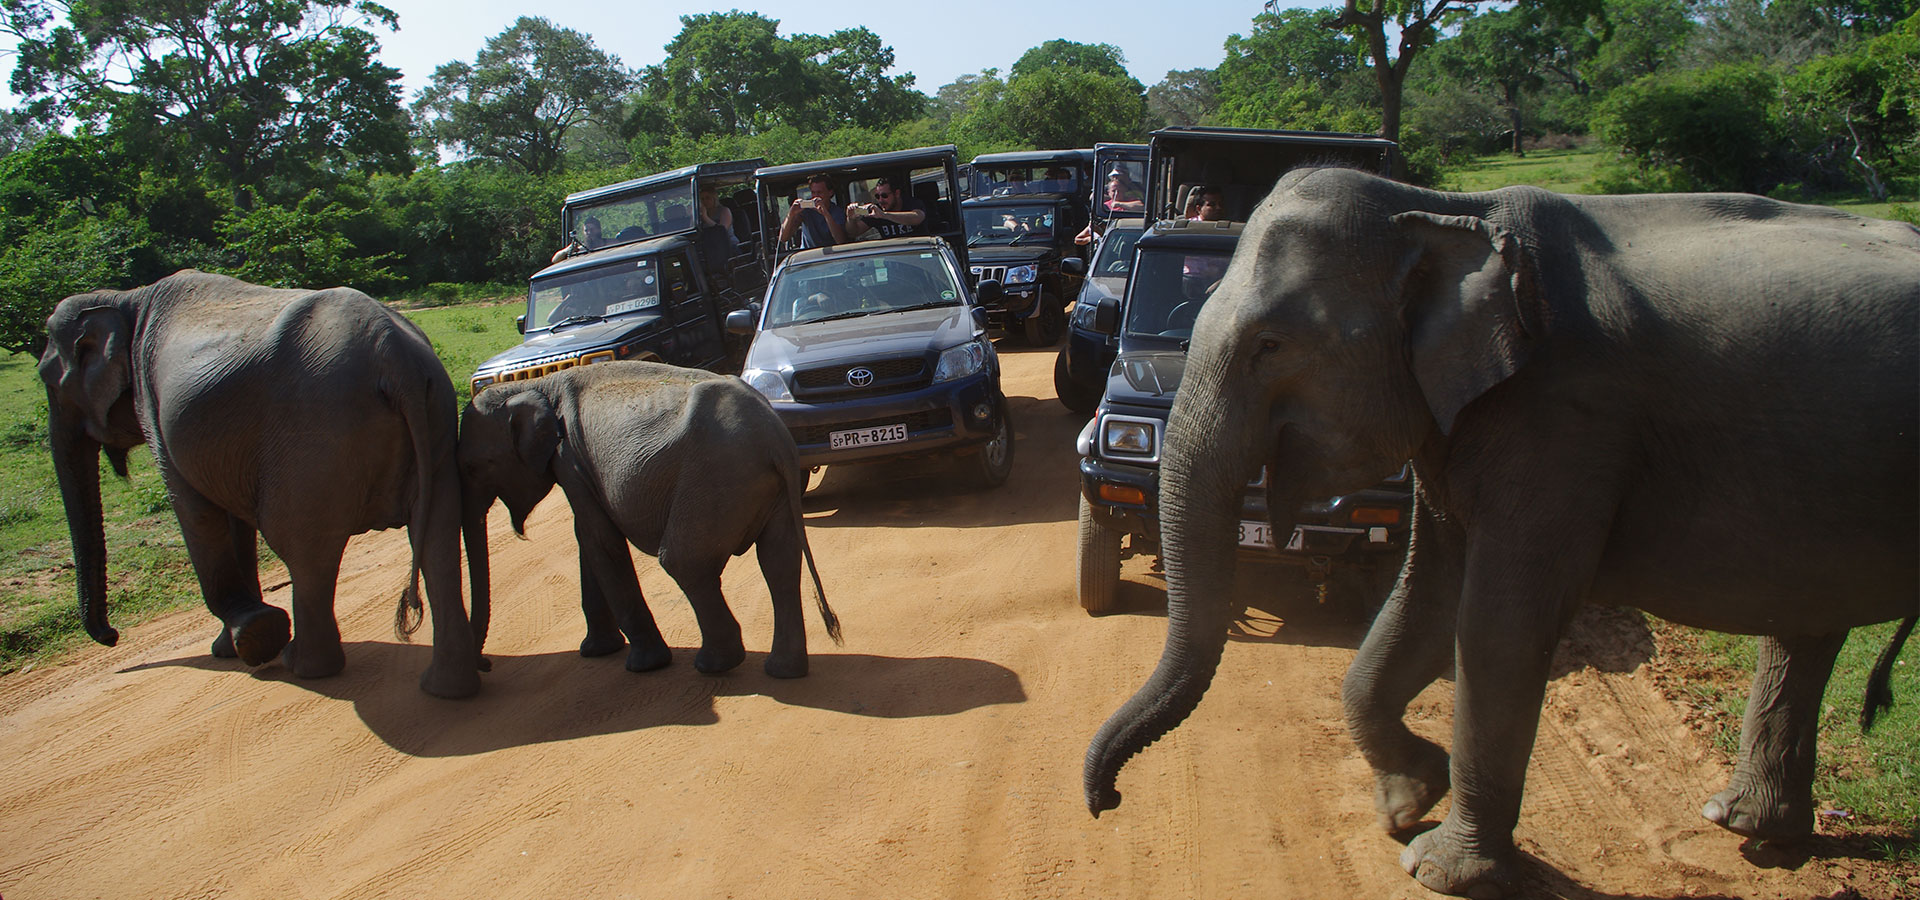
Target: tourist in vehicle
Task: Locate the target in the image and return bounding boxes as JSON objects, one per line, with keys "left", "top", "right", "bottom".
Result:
{"left": 552, "top": 216, "right": 604, "bottom": 263}
{"left": 778, "top": 172, "right": 849, "bottom": 249}
{"left": 1077, "top": 171, "right": 1147, "bottom": 244}
{"left": 698, "top": 185, "right": 735, "bottom": 235}
{"left": 844, "top": 177, "right": 928, "bottom": 240}
{"left": 1193, "top": 186, "right": 1227, "bottom": 221}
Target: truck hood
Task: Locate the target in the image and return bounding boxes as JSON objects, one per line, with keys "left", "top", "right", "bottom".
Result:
{"left": 1102, "top": 349, "right": 1187, "bottom": 410}
{"left": 475, "top": 313, "right": 666, "bottom": 374}
{"left": 747, "top": 306, "right": 978, "bottom": 371}
{"left": 967, "top": 245, "right": 1053, "bottom": 265}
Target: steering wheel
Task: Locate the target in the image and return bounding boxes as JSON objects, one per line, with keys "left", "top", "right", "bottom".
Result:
{"left": 794, "top": 293, "right": 830, "bottom": 319}
{"left": 1166, "top": 301, "right": 1198, "bottom": 332}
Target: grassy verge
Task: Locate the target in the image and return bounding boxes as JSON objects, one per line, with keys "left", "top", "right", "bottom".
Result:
{"left": 0, "top": 294, "right": 524, "bottom": 674}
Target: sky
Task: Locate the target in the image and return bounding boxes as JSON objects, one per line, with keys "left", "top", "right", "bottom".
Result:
{"left": 366, "top": 1, "right": 1277, "bottom": 103}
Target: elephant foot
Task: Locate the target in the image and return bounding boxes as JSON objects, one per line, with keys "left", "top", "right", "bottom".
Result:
{"left": 693, "top": 641, "right": 746, "bottom": 675}
{"left": 764, "top": 652, "right": 808, "bottom": 679}
{"left": 1401, "top": 820, "right": 1521, "bottom": 899}
{"left": 280, "top": 637, "right": 345, "bottom": 679}
{"left": 211, "top": 626, "right": 237, "bottom": 659}
{"left": 625, "top": 642, "right": 672, "bottom": 673}
{"left": 579, "top": 630, "right": 625, "bottom": 658}
{"left": 1703, "top": 784, "right": 1813, "bottom": 839}
{"left": 1373, "top": 739, "right": 1452, "bottom": 832}
{"left": 227, "top": 605, "right": 291, "bottom": 667}
{"left": 418, "top": 663, "right": 482, "bottom": 699}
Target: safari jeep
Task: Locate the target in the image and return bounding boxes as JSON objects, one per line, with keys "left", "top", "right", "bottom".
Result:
{"left": 469, "top": 159, "right": 767, "bottom": 395}
{"left": 1073, "top": 127, "right": 1412, "bottom": 616}
{"left": 959, "top": 148, "right": 1095, "bottom": 345}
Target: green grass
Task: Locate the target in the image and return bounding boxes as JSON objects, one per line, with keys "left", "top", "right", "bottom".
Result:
{"left": 0, "top": 295, "right": 525, "bottom": 673}
{"left": 1440, "top": 146, "right": 1611, "bottom": 194}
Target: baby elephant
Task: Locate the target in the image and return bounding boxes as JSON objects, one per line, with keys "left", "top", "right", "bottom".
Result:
{"left": 460, "top": 361, "right": 839, "bottom": 677}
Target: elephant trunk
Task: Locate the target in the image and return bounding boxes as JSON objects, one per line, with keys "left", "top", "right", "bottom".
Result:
{"left": 1084, "top": 368, "right": 1269, "bottom": 816}
{"left": 48, "top": 399, "right": 117, "bottom": 646}
{"left": 461, "top": 479, "right": 493, "bottom": 655}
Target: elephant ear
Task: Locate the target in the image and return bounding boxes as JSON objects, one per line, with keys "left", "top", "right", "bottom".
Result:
{"left": 1391, "top": 211, "right": 1545, "bottom": 435}
{"left": 53, "top": 306, "right": 133, "bottom": 444}
{"left": 505, "top": 391, "right": 560, "bottom": 475}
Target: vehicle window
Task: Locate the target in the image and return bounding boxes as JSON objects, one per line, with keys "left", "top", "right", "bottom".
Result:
{"left": 972, "top": 165, "right": 1079, "bottom": 198}
{"left": 1094, "top": 228, "right": 1143, "bottom": 276}
{"left": 662, "top": 253, "right": 693, "bottom": 300}
{"left": 565, "top": 180, "right": 696, "bottom": 249}
{"left": 1124, "top": 248, "right": 1230, "bottom": 339}
{"left": 529, "top": 257, "right": 663, "bottom": 329}
{"left": 963, "top": 204, "right": 1057, "bottom": 245}
{"left": 765, "top": 252, "right": 963, "bottom": 328}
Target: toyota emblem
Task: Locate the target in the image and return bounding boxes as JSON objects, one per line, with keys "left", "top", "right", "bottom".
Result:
{"left": 846, "top": 367, "right": 875, "bottom": 387}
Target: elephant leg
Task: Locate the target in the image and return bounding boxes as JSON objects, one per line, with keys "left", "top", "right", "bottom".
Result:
{"left": 1401, "top": 519, "right": 1607, "bottom": 900}
{"left": 171, "top": 484, "right": 285, "bottom": 666}
{"left": 413, "top": 472, "right": 481, "bottom": 699}
{"left": 576, "top": 551, "right": 626, "bottom": 658}
{"left": 755, "top": 506, "right": 808, "bottom": 679}
{"left": 1343, "top": 496, "right": 1463, "bottom": 833}
{"left": 1702, "top": 631, "right": 1846, "bottom": 838}
{"left": 573, "top": 512, "right": 669, "bottom": 672}
{"left": 277, "top": 535, "right": 349, "bottom": 680}
{"left": 660, "top": 551, "right": 744, "bottom": 675}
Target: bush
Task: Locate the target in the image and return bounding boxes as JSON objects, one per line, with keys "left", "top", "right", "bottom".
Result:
{"left": 1592, "top": 63, "right": 1784, "bottom": 193}
{"left": 0, "top": 212, "right": 137, "bottom": 355}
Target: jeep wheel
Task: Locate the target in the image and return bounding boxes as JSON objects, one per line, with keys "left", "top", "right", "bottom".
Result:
{"left": 1077, "top": 496, "right": 1122, "bottom": 614}
{"left": 1053, "top": 350, "right": 1097, "bottom": 414}
{"left": 972, "top": 401, "right": 1015, "bottom": 488}
{"left": 1024, "top": 294, "right": 1065, "bottom": 346}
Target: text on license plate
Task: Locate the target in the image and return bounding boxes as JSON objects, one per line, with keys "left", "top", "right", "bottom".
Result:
{"left": 829, "top": 423, "right": 909, "bottom": 450}
{"left": 1238, "top": 521, "right": 1304, "bottom": 550}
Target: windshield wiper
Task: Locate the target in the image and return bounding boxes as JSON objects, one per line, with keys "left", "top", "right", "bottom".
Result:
{"left": 966, "top": 234, "right": 986, "bottom": 247}
{"left": 887, "top": 301, "right": 959, "bottom": 314}
{"left": 550, "top": 314, "right": 605, "bottom": 330}
{"left": 803, "top": 310, "right": 873, "bottom": 325}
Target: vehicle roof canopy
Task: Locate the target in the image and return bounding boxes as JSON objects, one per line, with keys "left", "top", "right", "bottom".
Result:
{"left": 967, "top": 148, "right": 1095, "bottom": 168}
{"left": 1145, "top": 127, "right": 1397, "bottom": 222}
{"left": 533, "top": 230, "right": 696, "bottom": 280}
{"left": 754, "top": 146, "right": 959, "bottom": 184}
{"left": 1136, "top": 218, "right": 1244, "bottom": 251}
{"left": 564, "top": 158, "right": 765, "bottom": 208}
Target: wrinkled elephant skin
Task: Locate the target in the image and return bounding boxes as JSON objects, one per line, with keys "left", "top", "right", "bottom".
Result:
{"left": 40, "top": 270, "right": 482, "bottom": 699}
{"left": 1084, "top": 168, "right": 1919, "bottom": 898}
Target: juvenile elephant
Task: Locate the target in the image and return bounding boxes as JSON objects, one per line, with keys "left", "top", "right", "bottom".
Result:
{"left": 460, "top": 361, "right": 840, "bottom": 678}
{"left": 40, "top": 270, "right": 482, "bottom": 698}
{"left": 1084, "top": 167, "right": 1918, "bottom": 898}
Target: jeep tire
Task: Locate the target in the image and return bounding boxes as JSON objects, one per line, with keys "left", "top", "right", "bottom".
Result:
{"left": 971, "top": 400, "right": 1015, "bottom": 488}
{"left": 1053, "top": 350, "right": 1097, "bottom": 414}
{"left": 1024, "top": 293, "right": 1065, "bottom": 346}
{"left": 1077, "top": 496, "right": 1122, "bottom": 613}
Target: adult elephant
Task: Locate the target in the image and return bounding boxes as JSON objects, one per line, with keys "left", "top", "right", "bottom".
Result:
{"left": 1083, "top": 167, "right": 1919, "bottom": 898}
{"left": 40, "top": 270, "right": 482, "bottom": 698}
{"left": 460, "top": 361, "right": 840, "bottom": 678}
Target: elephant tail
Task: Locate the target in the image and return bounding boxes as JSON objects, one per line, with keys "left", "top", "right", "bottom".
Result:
{"left": 1860, "top": 614, "right": 1916, "bottom": 732}
{"left": 387, "top": 348, "right": 447, "bottom": 644}
{"left": 781, "top": 456, "right": 840, "bottom": 645}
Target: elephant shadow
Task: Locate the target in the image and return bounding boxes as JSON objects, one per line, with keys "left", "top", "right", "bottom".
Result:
{"left": 123, "top": 644, "right": 1026, "bottom": 757}
{"left": 1094, "top": 561, "right": 1378, "bottom": 651}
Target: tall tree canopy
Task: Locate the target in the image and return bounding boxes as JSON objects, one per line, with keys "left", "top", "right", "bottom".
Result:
{"left": 1213, "top": 7, "right": 1376, "bottom": 132}
{"left": 2, "top": 0, "right": 411, "bottom": 204}
{"left": 413, "top": 16, "right": 634, "bottom": 175}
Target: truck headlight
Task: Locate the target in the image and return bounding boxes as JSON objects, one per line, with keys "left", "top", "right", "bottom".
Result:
{"left": 1100, "top": 415, "right": 1159, "bottom": 461}
{"left": 933, "top": 339, "right": 988, "bottom": 383}
{"left": 742, "top": 368, "right": 792, "bottom": 402}
{"left": 470, "top": 374, "right": 496, "bottom": 394}
{"left": 1006, "top": 264, "right": 1039, "bottom": 286}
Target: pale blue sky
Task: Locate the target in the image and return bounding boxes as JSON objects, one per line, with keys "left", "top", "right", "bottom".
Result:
{"left": 369, "top": 1, "right": 1283, "bottom": 102}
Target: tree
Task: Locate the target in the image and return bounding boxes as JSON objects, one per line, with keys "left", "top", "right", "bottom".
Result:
{"left": 791, "top": 27, "right": 924, "bottom": 128}
{"left": 413, "top": 17, "right": 633, "bottom": 175}
{"left": 1214, "top": 7, "right": 1377, "bottom": 132}
{"left": 1148, "top": 68, "right": 1220, "bottom": 127}
{"left": 995, "top": 67, "right": 1150, "bottom": 149}
{"left": 1592, "top": 63, "right": 1783, "bottom": 192}
{"left": 1433, "top": 8, "right": 1553, "bottom": 154}
{"left": 3, "top": 0, "right": 412, "bottom": 206}
{"left": 1010, "top": 40, "right": 1137, "bottom": 83}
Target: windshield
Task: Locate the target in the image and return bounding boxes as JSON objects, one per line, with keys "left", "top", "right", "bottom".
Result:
{"left": 963, "top": 204, "right": 1058, "bottom": 245}
{"left": 529, "top": 257, "right": 663, "bottom": 331}
{"left": 564, "top": 180, "right": 696, "bottom": 250}
{"left": 1123, "top": 247, "right": 1231, "bottom": 340}
{"left": 1095, "top": 159, "right": 1147, "bottom": 216}
{"left": 971, "top": 165, "right": 1079, "bottom": 198}
{"left": 765, "top": 251, "right": 964, "bottom": 328}
{"left": 1091, "top": 227, "right": 1143, "bottom": 277}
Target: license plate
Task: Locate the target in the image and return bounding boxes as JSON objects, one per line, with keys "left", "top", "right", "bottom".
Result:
{"left": 1238, "top": 521, "right": 1305, "bottom": 550}
{"left": 829, "top": 423, "right": 908, "bottom": 450}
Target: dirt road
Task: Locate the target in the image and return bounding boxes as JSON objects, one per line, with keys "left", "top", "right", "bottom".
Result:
{"left": 0, "top": 345, "right": 1883, "bottom": 899}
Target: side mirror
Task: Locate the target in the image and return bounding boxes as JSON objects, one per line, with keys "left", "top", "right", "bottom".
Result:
{"left": 725, "top": 308, "right": 757, "bottom": 335}
{"left": 1061, "top": 257, "right": 1086, "bottom": 277}
{"left": 515, "top": 314, "right": 526, "bottom": 335}
{"left": 975, "top": 278, "right": 1004, "bottom": 306}
{"left": 972, "top": 306, "right": 989, "bottom": 331}
{"left": 1091, "top": 296, "right": 1121, "bottom": 335}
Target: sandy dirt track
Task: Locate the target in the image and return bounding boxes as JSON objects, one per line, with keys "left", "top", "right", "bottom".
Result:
{"left": 0, "top": 345, "right": 1893, "bottom": 899}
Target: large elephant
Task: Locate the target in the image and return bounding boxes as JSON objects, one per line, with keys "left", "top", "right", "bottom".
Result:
{"left": 459, "top": 361, "right": 840, "bottom": 678}
{"left": 1083, "top": 167, "right": 1919, "bottom": 898}
{"left": 40, "top": 270, "right": 482, "bottom": 698}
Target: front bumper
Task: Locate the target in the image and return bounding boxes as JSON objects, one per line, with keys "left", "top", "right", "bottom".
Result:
{"left": 773, "top": 371, "right": 1003, "bottom": 469}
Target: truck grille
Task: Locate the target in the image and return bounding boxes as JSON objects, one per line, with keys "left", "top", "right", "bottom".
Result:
{"left": 794, "top": 357, "right": 928, "bottom": 398}
{"left": 968, "top": 265, "right": 1007, "bottom": 286}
